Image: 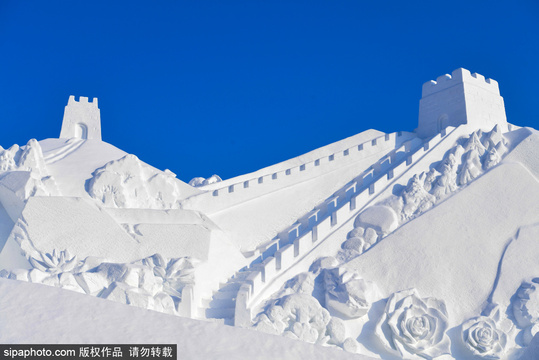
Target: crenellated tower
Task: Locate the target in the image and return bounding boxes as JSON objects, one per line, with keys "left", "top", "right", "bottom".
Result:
{"left": 416, "top": 68, "right": 507, "bottom": 138}
{"left": 59, "top": 96, "right": 101, "bottom": 140}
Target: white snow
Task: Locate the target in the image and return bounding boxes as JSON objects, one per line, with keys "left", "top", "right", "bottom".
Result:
{"left": 0, "top": 278, "right": 371, "bottom": 360}
{"left": 0, "top": 69, "right": 537, "bottom": 359}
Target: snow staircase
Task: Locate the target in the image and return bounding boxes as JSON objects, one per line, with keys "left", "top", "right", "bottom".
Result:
{"left": 202, "top": 275, "right": 247, "bottom": 325}
{"left": 204, "top": 126, "right": 466, "bottom": 326}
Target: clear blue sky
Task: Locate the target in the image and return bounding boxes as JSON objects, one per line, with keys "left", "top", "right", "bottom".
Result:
{"left": 1, "top": 1, "right": 538, "bottom": 182}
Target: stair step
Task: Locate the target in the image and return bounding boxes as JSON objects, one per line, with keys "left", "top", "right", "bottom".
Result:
{"left": 213, "top": 291, "right": 237, "bottom": 300}
{"left": 219, "top": 282, "right": 242, "bottom": 292}
{"left": 200, "top": 298, "right": 211, "bottom": 308}
{"left": 232, "top": 272, "right": 250, "bottom": 281}
{"left": 206, "top": 307, "right": 235, "bottom": 319}
{"left": 209, "top": 297, "right": 235, "bottom": 309}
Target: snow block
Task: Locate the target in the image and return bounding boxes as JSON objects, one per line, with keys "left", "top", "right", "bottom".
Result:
{"left": 178, "top": 285, "right": 194, "bottom": 318}
{"left": 11, "top": 197, "right": 137, "bottom": 263}
{"left": 234, "top": 284, "right": 252, "bottom": 328}
{"left": 246, "top": 271, "right": 263, "bottom": 294}
{"left": 294, "top": 233, "right": 310, "bottom": 257}
{"left": 316, "top": 217, "right": 333, "bottom": 242}
{"left": 261, "top": 257, "right": 277, "bottom": 282}
{"left": 276, "top": 244, "right": 294, "bottom": 270}
{"left": 334, "top": 206, "right": 350, "bottom": 227}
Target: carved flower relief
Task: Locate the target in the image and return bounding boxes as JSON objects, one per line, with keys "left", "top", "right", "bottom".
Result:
{"left": 375, "top": 289, "right": 451, "bottom": 359}
{"left": 323, "top": 267, "right": 378, "bottom": 319}
{"left": 461, "top": 316, "right": 507, "bottom": 359}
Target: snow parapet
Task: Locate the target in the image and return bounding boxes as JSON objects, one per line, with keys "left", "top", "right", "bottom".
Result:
{"left": 88, "top": 154, "right": 182, "bottom": 209}
{"left": 340, "top": 124, "right": 509, "bottom": 263}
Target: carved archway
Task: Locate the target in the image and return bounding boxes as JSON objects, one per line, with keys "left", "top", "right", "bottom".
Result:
{"left": 75, "top": 123, "right": 88, "bottom": 139}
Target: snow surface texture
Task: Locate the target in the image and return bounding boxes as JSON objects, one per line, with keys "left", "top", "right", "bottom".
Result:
{"left": 1, "top": 70, "right": 538, "bottom": 359}
{"left": 0, "top": 278, "right": 368, "bottom": 360}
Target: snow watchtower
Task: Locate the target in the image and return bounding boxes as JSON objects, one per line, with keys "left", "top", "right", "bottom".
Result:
{"left": 416, "top": 68, "right": 507, "bottom": 138}
{"left": 59, "top": 96, "right": 101, "bottom": 140}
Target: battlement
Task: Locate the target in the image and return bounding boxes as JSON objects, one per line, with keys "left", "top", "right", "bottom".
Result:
{"left": 416, "top": 68, "right": 506, "bottom": 138}
{"left": 60, "top": 95, "right": 102, "bottom": 140}
{"left": 67, "top": 95, "right": 99, "bottom": 107}
{"left": 422, "top": 68, "right": 500, "bottom": 97}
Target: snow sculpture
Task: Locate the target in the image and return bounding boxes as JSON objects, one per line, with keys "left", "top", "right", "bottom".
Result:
{"left": 1, "top": 243, "right": 197, "bottom": 315}
{"left": 88, "top": 154, "right": 182, "bottom": 209}
{"left": 0, "top": 144, "right": 18, "bottom": 171}
{"left": 417, "top": 68, "right": 507, "bottom": 138}
{"left": 375, "top": 289, "right": 451, "bottom": 359}
{"left": 484, "top": 148, "right": 502, "bottom": 170}
{"left": 458, "top": 148, "right": 483, "bottom": 185}
{"left": 59, "top": 96, "right": 101, "bottom": 140}
{"left": 254, "top": 293, "right": 355, "bottom": 349}
{"left": 461, "top": 306, "right": 509, "bottom": 359}
{"left": 431, "top": 152, "right": 459, "bottom": 199}
{"left": 0, "top": 139, "right": 60, "bottom": 202}
{"left": 309, "top": 256, "right": 339, "bottom": 274}
{"left": 254, "top": 294, "right": 331, "bottom": 342}
{"left": 353, "top": 205, "right": 398, "bottom": 235}
{"left": 512, "top": 279, "right": 539, "bottom": 345}
{"left": 29, "top": 249, "right": 78, "bottom": 275}
{"left": 140, "top": 254, "right": 196, "bottom": 299}
{"left": 189, "top": 174, "right": 222, "bottom": 187}
{"left": 464, "top": 132, "right": 488, "bottom": 156}
{"left": 339, "top": 126, "right": 510, "bottom": 265}
{"left": 400, "top": 173, "right": 436, "bottom": 221}
{"left": 323, "top": 267, "right": 378, "bottom": 319}
{"left": 339, "top": 226, "right": 378, "bottom": 261}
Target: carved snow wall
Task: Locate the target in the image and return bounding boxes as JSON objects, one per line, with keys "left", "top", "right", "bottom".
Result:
{"left": 60, "top": 96, "right": 101, "bottom": 141}
{"left": 417, "top": 68, "right": 507, "bottom": 138}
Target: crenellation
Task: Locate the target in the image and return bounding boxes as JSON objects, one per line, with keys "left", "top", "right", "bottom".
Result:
{"left": 239, "top": 127, "right": 458, "bottom": 320}
{"left": 471, "top": 72, "right": 485, "bottom": 81}
{"left": 417, "top": 68, "right": 506, "bottom": 138}
{"left": 421, "top": 68, "right": 500, "bottom": 98}
{"left": 436, "top": 74, "right": 452, "bottom": 84}
{"left": 60, "top": 95, "right": 102, "bottom": 140}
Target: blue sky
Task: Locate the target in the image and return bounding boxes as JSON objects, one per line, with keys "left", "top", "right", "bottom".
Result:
{"left": 1, "top": 1, "right": 538, "bottom": 182}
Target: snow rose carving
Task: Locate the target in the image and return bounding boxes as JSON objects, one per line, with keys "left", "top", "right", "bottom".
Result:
{"left": 375, "top": 289, "right": 450, "bottom": 359}
{"left": 461, "top": 316, "right": 507, "bottom": 359}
